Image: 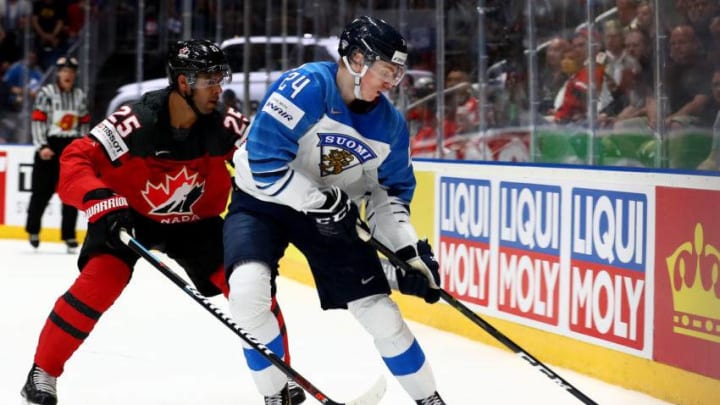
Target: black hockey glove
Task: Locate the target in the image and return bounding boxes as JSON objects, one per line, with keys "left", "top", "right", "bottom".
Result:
{"left": 395, "top": 240, "right": 441, "bottom": 304}
{"left": 305, "top": 186, "right": 359, "bottom": 240}
{"left": 83, "top": 188, "right": 135, "bottom": 250}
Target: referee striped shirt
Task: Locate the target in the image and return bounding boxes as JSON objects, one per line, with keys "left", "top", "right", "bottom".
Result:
{"left": 31, "top": 83, "right": 91, "bottom": 149}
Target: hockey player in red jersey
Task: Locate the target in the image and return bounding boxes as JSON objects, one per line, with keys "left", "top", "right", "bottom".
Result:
{"left": 20, "top": 39, "right": 304, "bottom": 405}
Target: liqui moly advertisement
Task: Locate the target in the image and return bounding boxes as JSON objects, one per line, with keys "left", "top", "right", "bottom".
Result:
{"left": 497, "top": 182, "right": 561, "bottom": 326}
{"left": 568, "top": 188, "right": 647, "bottom": 350}
{"left": 436, "top": 174, "right": 652, "bottom": 357}
{"left": 438, "top": 177, "right": 492, "bottom": 307}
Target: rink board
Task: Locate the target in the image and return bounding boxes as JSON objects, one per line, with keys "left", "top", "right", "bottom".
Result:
{"left": 2, "top": 145, "right": 719, "bottom": 404}
{"left": 280, "top": 162, "right": 720, "bottom": 405}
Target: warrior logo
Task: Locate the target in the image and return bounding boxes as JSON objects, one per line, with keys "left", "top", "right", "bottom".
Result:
{"left": 317, "top": 133, "right": 376, "bottom": 176}
{"left": 142, "top": 167, "right": 205, "bottom": 216}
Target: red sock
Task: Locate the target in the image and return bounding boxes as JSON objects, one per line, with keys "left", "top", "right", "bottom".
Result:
{"left": 34, "top": 254, "right": 132, "bottom": 376}
{"left": 209, "top": 267, "right": 229, "bottom": 298}
{"left": 272, "top": 297, "right": 292, "bottom": 365}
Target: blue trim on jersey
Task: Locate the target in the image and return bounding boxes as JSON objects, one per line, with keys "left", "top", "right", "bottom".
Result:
{"left": 268, "top": 170, "right": 295, "bottom": 196}
{"left": 381, "top": 338, "right": 426, "bottom": 376}
{"left": 253, "top": 167, "right": 289, "bottom": 179}
{"left": 242, "top": 333, "right": 285, "bottom": 371}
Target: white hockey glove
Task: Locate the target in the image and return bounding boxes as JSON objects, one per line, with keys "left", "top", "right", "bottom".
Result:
{"left": 395, "top": 240, "right": 441, "bottom": 303}
{"left": 305, "top": 186, "right": 359, "bottom": 240}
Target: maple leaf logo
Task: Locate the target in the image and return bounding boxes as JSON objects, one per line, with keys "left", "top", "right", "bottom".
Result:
{"left": 141, "top": 167, "right": 205, "bottom": 215}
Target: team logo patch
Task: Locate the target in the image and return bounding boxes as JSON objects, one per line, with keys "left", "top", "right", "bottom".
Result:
{"left": 90, "top": 120, "right": 128, "bottom": 161}
{"left": 56, "top": 113, "right": 78, "bottom": 131}
{"left": 262, "top": 92, "right": 305, "bottom": 130}
{"left": 142, "top": 167, "right": 205, "bottom": 219}
{"left": 317, "top": 133, "right": 376, "bottom": 176}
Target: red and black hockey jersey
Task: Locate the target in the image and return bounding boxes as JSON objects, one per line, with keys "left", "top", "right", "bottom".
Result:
{"left": 58, "top": 88, "right": 248, "bottom": 224}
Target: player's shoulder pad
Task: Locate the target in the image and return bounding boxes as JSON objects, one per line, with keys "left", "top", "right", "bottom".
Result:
{"left": 258, "top": 64, "right": 327, "bottom": 131}
{"left": 222, "top": 106, "right": 250, "bottom": 140}
{"left": 89, "top": 98, "right": 157, "bottom": 162}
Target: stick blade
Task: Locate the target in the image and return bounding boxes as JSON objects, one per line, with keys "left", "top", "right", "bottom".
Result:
{"left": 344, "top": 376, "right": 387, "bottom": 405}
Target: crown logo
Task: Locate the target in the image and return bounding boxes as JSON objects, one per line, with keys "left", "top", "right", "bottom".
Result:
{"left": 666, "top": 223, "right": 720, "bottom": 342}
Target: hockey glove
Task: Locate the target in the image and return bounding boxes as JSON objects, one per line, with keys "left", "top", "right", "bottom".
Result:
{"left": 305, "top": 186, "right": 359, "bottom": 240}
{"left": 83, "top": 188, "right": 135, "bottom": 250}
{"left": 395, "top": 240, "right": 441, "bottom": 303}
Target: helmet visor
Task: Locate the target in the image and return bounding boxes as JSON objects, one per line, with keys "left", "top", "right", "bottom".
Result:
{"left": 187, "top": 64, "right": 232, "bottom": 88}
{"left": 368, "top": 60, "right": 406, "bottom": 86}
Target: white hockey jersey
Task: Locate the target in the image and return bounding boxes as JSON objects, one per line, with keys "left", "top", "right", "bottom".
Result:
{"left": 233, "top": 61, "right": 419, "bottom": 251}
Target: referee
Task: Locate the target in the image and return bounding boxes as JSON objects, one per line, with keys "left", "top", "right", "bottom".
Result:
{"left": 25, "top": 56, "right": 90, "bottom": 253}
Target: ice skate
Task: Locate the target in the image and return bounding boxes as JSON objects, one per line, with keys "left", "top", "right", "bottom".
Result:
{"left": 264, "top": 384, "right": 290, "bottom": 405}
{"left": 287, "top": 379, "right": 306, "bottom": 404}
{"left": 20, "top": 364, "right": 57, "bottom": 405}
{"left": 29, "top": 234, "right": 40, "bottom": 249}
{"left": 416, "top": 392, "right": 446, "bottom": 405}
{"left": 64, "top": 238, "right": 79, "bottom": 254}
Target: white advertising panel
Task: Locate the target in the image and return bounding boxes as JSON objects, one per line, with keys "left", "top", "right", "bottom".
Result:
{"left": 0, "top": 145, "right": 87, "bottom": 230}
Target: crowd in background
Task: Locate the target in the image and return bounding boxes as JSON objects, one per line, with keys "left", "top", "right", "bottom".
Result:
{"left": 1, "top": 0, "right": 719, "bottom": 169}
{"left": 403, "top": 0, "right": 720, "bottom": 168}
{"left": 0, "top": 0, "right": 98, "bottom": 142}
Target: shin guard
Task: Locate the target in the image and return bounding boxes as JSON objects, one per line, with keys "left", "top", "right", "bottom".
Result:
{"left": 34, "top": 254, "right": 132, "bottom": 376}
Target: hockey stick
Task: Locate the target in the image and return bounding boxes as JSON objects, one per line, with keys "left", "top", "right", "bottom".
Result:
{"left": 119, "top": 229, "right": 386, "bottom": 405}
{"left": 355, "top": 222, "right": 598, "bottom": 405}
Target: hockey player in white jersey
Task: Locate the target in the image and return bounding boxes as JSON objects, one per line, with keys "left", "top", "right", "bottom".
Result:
{"left": 223, "top": 16, "right": 446, "bottom": 404}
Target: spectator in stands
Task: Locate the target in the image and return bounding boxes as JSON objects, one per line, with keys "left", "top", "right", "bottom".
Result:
{"left": 218, "top": 88, "right": 240, "bottom": 114}
{"left": 647, "top": 24, "right": 711, "bottom": 130}
{"left": 616, "top": 0, "right": 639, "bottom": 30}
{"left": 602, "top": 19, "right": 638, "bottom": 118}
{"left": 410, "top": 103, "right": 458, "bottom": 158}
{"left": 554, "top": 29, "right": 611, "bottom": 124}
{"left": 707, "top": 15, "right": 720, "bottom": 65}
{"left": 445, "top": 68, "right": 479, "bottom": 134}
{"left": 406, "top": 75, "right": 436, "bottom": 137}
{"left": 0, "top": 23, "right": 21, "bottom": 76}
{"left": 65, "top": 0, "right": 87, "bottom": 41}
{"left": 632, "top": 1, "right": 655, "bottom": 39}
{"left": 31, "top": 0, "right": 67, "bottom": 69}
{"left": 1, "top": 0, "right": 32, "bottom": 33}
{"left": 391, "top": 71, "right": 426, "bottom": 114}
{"left": 539, "top": 37, "right": 570, "bottom": 116}
{"left": 2, "top": 49, "right": 43, "bottom": 112}
{"left": 613, "top": 28, "right": 653, "bottom": 126}
{"left": 697, "top": 67, "right": 720, "bottom": 170}
{"left": 685, "top": 0, "right": 718, "bottom": 50}
{"left": 665, "top": 0, "right": 691, "bottom": 31}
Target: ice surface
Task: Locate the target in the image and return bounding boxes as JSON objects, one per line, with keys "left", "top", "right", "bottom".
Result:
{"left": 0, "top": 240, "right": 671, "bottom": 404}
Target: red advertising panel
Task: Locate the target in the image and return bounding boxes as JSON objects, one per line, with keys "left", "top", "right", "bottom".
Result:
{"left": 496, "top": 182, "right": 562, "bottom": 326}
{"left": 569, "top": 188, "right": 647, "bottom": 350}
{"left": 655, "top": 187, "right": 720, "bottom": 379}
{"left": 438, "top": 177, "right": 492, "bottom": 307}
{"left": 0, "top": 150, "right": 6, "bottom": 225}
